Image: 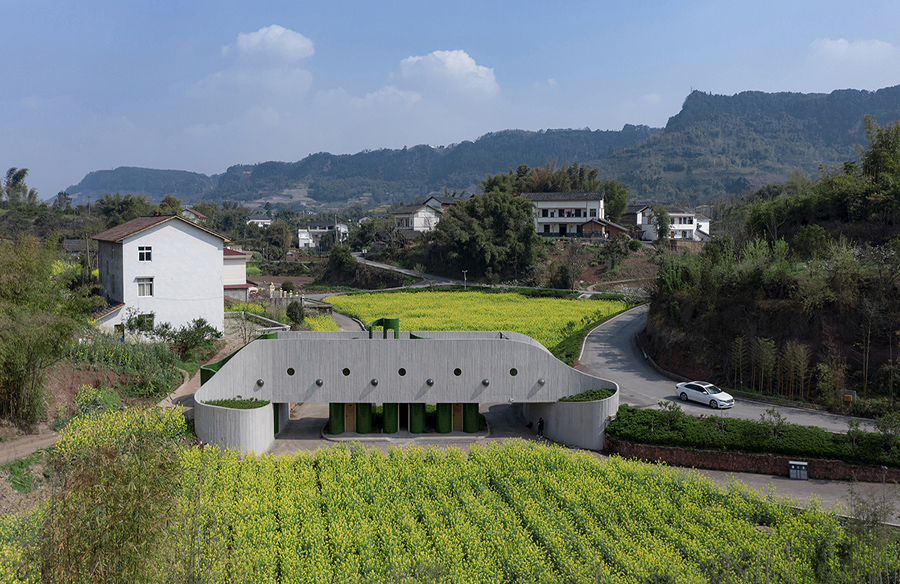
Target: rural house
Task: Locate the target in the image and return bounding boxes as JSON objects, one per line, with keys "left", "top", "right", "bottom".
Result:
{"left": 298, "top": 221, "right": 349, "bottom": 249}
{"left": 224, "top": 247, "right": 253, "bottom": 301}
{"left": 92, "top": 215, "right": 227, "bottom": 335}
{"left": 522, "top": 192, "right": 606, "bottom": 237}
{"left": 635, "top": 206, "right": 711, "bottom": 241}
{"left": 392, "top": 204, "right": 442, "bottom": 232}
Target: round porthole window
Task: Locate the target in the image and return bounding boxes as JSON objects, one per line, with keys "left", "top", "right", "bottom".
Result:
{"left": 398, "top": 368, "right": 407, "bottom": 376}
{"left": 342, "top": 368, "right": 351, "bottom": 376}
{"left": 509, "top": 368, "right": 518, "bottom": 376}
{"left": 287, "top": 368, "right": 295, "bottom": 376}
{"left": 453, "top": 368, "right": 462, "bottom": 377}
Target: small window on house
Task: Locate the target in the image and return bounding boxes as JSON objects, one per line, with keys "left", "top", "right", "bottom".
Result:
{"left": 135, "top": 313, "right": 154, "bottom": 331}
{"left": 543, "top": 225, "right": 550, "bottom": 233}
{"left": 574, "top": 209, "right": 581, "bottom": 218}
{"left": 137, "top": 277, "right": 154, "bottom": 297}
{"left": 541, "top": 209, "right": 548, "bottom": 217}
{"left": 138, "top": 246, "right": 152, "bottom": 261}
{"left": 589, "top": 209, "right": 597, "bottom": 217}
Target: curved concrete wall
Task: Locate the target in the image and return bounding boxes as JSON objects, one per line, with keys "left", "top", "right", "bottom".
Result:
{"left": 195, "top": 330, "right": 618, "bottom": 454}
{"left": 523, "top": 389, "right": 618, "bottom": 451}
{"left": 194, "top": 401, "right": 273, "bottom": 454}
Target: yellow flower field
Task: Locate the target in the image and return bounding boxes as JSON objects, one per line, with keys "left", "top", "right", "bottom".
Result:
{"left": 326, "top": 290, "right": 631, "bottom": 348}
{"left": 306, "top": 314, "right": 340, "bottom": 331}
{"left": 3, "top": 414, "right": 894, "bottom": 583}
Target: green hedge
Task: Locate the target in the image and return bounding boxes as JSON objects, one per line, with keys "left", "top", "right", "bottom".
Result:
{"left": 560, "top": 388, "right": 615, "bottom": 402}
{"left": 606, "top": 404, "right": 899, "bottom": 467}
{"left": 204, "top": 397, "right": 270, "bottom": 409}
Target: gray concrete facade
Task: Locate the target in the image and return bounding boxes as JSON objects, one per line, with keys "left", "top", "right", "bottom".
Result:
{"left": 195, "top": 330, "right": 618, "bottom": 454}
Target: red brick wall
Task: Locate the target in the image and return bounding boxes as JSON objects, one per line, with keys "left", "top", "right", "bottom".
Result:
{"left": 605, "top": 438, "right": 900, "bottom": 483}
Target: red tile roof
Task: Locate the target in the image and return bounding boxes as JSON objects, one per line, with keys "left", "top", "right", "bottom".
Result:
{"left": 223, "top": 248, "right": 251, "bottom": 257}
{"left": 92, "top": 215, "right": 228, "bottom": 243}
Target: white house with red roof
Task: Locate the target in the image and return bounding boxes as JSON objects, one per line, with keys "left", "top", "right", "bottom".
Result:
{"left": 223, "top": 247, "right": 253, "bottom": 301}
{"left": 92, "top": 215, "right": 227, "bottom": 335}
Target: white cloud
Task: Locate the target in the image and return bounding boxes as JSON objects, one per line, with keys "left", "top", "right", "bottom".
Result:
{"left": 811, "top": 38, "right": 897, "bottom": 64}
{"left": 225, "top": 25, "right": 314, "bottom": 62}
{"left": 806, "top": 38, "right": 900, "bottom": 90}
{"left": 398, "top": 50, "right": 499, "bottom": 99}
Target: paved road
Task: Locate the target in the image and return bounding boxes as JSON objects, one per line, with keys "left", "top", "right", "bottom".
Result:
{"left": 576, "top": 304, "right": 872, "bottom": 432}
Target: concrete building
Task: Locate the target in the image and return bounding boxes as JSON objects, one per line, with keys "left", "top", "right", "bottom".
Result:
{"left": 92, "top": 215, "right": 227, "bottom": 334}
{"left": 195, "top": 319, "right": 618, "bottom": 455}
{"left": 298, "top": 221, "right": 349, "bottom": 249}
{"left": 522, "top": 192, "right": 605, "bottom": 236}
{"left": 636, "top": 206, "right": 711, "bottom": 241}
{"left": 223, "top": 248, "right": 253, "bottom": 301}
{"left": 392, "top": 204, "right": 442, "bottom": 232}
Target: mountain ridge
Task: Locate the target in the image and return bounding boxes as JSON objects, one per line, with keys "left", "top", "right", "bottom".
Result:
{"left": 65, "top": 85, "right": 900, "bottom": 208}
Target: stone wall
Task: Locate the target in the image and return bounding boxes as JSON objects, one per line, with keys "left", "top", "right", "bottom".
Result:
{"left": 606, "top": 438, "right": 900, "bottom": 483}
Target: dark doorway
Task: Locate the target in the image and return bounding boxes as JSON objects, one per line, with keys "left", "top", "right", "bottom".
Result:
{"left": 399, "top": 403, "right": 409, "bottom": 431}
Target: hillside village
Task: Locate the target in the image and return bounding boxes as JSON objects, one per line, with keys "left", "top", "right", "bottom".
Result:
{"left": 2, "top": 107, "right": 900, "bottom": 580}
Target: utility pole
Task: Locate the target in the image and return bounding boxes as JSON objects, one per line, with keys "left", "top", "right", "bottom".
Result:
{"left": 462, "top": 270, "right": 468, "bottom": 289}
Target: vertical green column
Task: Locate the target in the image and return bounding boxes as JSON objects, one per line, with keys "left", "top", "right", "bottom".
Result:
{"left": 436, "top": 403, "right": 452, "bottom": 433}
{"left": 328, "top": 403, "right": 345, "bottom": 434}
{"left": 462, "top": 403, "right": 479, "bottom": 433}
{"left": 383, "top": 403, "right": 399, "bottom": 433}
{"left": 356, "top": 403, "right": 373, "bottom": 434}
{"left": 409, "top": 403, "right": 425, "bottom": 433}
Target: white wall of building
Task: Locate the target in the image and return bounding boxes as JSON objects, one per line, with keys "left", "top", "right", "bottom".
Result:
{"left": 531, "top": 199, "right": 604, "bottom": 235}
{"left": 102, "top": 221, "right": 224, "bottom": 332}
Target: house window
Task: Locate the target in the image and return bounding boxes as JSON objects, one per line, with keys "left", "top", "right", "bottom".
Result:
{"left": 589, "top": 209, "right": 597, "bottom": 218}
{"left": 137, "top": 277, "right": 154, "bottom": 297}
{"left": 541, "top": 209, "right": 548, "bottom": 217}
{"left": 574, "top": 209, "right": 581, "bottom": 218}
{"left": 543, "top": 225, "right": 550, "bottom": 233}
{"left": 134, "top": 313, "right": 154, "bottom": 331}
{"left": 138, "top": 246, "right": 152, "bottom": 261}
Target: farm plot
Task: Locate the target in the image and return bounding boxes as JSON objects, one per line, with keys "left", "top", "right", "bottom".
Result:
{"left": 326, "top": 290, "right": 630, "bottom": 348}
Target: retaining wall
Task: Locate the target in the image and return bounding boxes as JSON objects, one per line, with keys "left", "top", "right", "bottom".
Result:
{"left": 606, "top": 438, "right": 900, "bottom": 482}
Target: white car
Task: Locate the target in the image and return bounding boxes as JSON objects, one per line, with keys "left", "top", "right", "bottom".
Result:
{"left": 676, "top": 381, "right": 735, "bottom": 409}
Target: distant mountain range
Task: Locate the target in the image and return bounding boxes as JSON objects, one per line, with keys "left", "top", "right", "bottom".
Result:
{"left": 65, "top": 85, "right": 900, "bottom": 208}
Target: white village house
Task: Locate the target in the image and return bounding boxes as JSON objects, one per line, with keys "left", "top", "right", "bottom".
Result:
{"left": 629, "top": 205, "right": 711, "bottom": 241}
{"left": 522, "top": 192, "right": 606, "bottom": 236}
{"left": 297, "top": 221, "right": 349, "bottom": 249}
{"left": 223, "top": 247, "right": 254, "bottom": 301}
{"left": 392, "top": 204, "right": 442, "bottom": 232}
{"left": 92, "top": 215, "right": 227, "bottom": 335}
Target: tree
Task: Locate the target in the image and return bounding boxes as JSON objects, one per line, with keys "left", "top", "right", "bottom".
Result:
{"left": 602, "top": 180, "right": 629, "bottom": 222}
{"left": 94, "top": 193, "right": 155, "bottom": 227}
{"left": 158, "top": 194, "right": 182, "bottom": 216}
{"left": 426, "top": 190, "right": 542, "bottom": 280}
{"left": 653, "top": 206, "right": 671, "bottom": 246}
{"left": 3, "top": 167, "right": 40, "bottom": 210}
{"left": 0, "top": 236, "right": 99, "bottom": 426}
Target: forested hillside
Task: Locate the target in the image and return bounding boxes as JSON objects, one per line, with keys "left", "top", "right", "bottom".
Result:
{"left": 63, "top": 85, "right": 900, "bottom": 209}
{"left": 594, "top": 86, "right": 900, "bottom": 204}
{"left": 645, "top": 117, "right": 900, "bottom": 416}
{"left": 66, "top": 167, "right": 217, "bottom": 204}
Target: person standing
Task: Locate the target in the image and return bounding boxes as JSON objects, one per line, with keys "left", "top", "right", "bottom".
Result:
{"left": 537, "top": 417, "right": 544, "bottom": 438}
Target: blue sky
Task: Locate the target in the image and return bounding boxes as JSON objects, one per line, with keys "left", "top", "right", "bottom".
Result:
{"left": 3, "top": 0, "right": 900, "bottom": 199}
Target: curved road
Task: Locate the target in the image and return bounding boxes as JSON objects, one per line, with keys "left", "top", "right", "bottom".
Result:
{"left": 576, "top": 304, "right": 872, "bottom": 432}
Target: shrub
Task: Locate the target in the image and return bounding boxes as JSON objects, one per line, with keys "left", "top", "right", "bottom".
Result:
{"left": 606, "top": 404, "right": 898, "bottom": 467}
